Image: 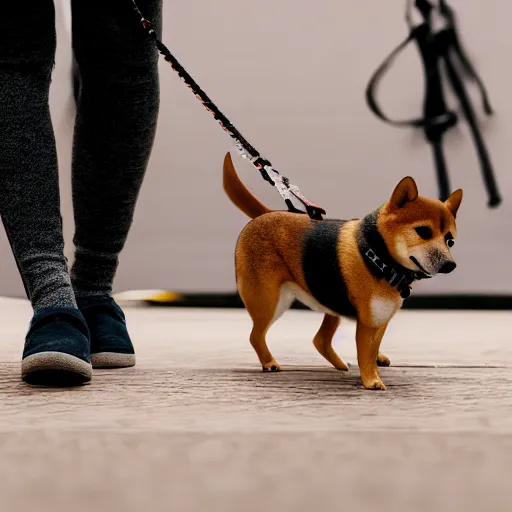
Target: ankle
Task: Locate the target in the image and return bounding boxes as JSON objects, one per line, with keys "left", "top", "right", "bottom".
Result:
{"left": 71, "top": 246, "right": 118, "bottom": 300}
{"left": 75, "top": 294, "right": 125, "bottom": 321}
{"left": 32, "top": 291, "right": 77, "bottom": 312}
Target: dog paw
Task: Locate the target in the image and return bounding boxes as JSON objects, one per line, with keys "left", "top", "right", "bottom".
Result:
{"left": 362, "top": 376, "right": 386, "bottom": 391}
{"left": 262, "top": 361, "right": 281, "bottom": 372}
{"left": 376, "top": 352, "right": 391, "bottom": 367}
{"left": 333, "top": 359, "right": 349, "bottom": 371}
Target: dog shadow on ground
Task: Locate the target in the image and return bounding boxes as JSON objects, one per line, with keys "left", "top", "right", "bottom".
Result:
{"left": 226, "top": 365, "right": 422, "bottom": 399}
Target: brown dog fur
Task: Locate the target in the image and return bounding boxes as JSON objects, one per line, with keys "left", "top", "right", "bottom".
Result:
{"left": 223, "top": 152, "right": 462, "bottom": 390}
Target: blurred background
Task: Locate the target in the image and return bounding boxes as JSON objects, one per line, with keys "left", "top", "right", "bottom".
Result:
{"left": 0, "top": 0, "right": 509, "bottom": 303}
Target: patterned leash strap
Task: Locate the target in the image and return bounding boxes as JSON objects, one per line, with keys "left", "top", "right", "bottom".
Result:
{"left": 130, "top": 1, "right": 326, "bottom": 220}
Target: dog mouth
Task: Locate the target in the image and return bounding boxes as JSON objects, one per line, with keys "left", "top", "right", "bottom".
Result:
{"left": 409, "top": 256, "right": 433, "bottom": 278}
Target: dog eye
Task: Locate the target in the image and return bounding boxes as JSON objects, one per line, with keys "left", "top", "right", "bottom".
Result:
{"left": 446, "top": 238, "right": 454, "bottom": 248}
{"left": 414, "top": 226, "right": 433, "bottom": 240}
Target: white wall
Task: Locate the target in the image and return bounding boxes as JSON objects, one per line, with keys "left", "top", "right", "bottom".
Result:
{"left": 0, "top": 0, "right": 510, "bottom": 298}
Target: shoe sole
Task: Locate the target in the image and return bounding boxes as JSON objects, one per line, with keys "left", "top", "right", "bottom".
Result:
{"left": 91, "top": 352, "right": 136, "bottom": 369}
{"left": 22, "top": 352, "right": 92, "bottom": 386}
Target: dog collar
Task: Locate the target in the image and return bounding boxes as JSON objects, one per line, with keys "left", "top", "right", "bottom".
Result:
{"left": 357, "top": 210, "right": 422, "bottom": 299}
{"left": 362, "top": 246, "right": 415, "bottom": 299}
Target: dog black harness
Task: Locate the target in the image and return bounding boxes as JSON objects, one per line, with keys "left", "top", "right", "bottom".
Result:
{"left": 366, "top": 0, "right": 501, "bottom": 208}
{"left": 357, "top": 211, "right": 425, "bottom": 299}
{"left": 302, "top": 220, "right": 358, "bottom": 318}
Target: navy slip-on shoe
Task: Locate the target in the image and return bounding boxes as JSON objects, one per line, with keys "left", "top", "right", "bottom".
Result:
{"left": 77, "top": 296, "right": 135, "bottom": 369}
{"left": 22, "top": 307, "right": 92, "bottom": 386}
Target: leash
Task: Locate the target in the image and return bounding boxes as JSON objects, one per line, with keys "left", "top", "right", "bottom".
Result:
{"left": 366, "top": 0, "right": 501, "bottom": 208}
{"left": 129, "top": 1, "right": 326, "bottom": 221}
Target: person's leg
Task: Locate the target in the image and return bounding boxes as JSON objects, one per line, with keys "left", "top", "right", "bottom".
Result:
{"left": 0, "top": 2, "right": 75, "bottom": 311}
{"left": 0, "top": 1, "right": 91, "bottom": 385}
{"left": 70, "top": 0, "right": 162, "bottom": 367}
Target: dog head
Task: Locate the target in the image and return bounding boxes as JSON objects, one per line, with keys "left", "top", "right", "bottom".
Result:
{"left": 378, "top": 177, "right": 463, "bottom": 278}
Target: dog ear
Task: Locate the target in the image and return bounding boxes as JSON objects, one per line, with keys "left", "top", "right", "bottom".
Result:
{"left": 444, "top": 189, "right": 463, "bottom": 218}
{"left": 389, "top": 177, "right": 418, "bottom": 209}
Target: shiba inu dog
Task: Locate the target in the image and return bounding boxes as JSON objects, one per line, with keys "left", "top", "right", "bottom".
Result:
{"left": 223, "top": 152, "right": 463, "bottom": 390}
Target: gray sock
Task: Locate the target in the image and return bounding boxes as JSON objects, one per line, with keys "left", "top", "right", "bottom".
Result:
{"left": 0, "top": 1, "right": 76, "bottom": 310}
{"left": 70, "top": 0, "right": 162, "bottom": 298}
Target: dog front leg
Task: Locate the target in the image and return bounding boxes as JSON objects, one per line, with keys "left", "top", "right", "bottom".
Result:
{"left": 355, "top": 322, "right": 388, "bottom": 390}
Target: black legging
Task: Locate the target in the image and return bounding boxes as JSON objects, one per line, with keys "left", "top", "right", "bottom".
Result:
{"left": 0, "top": 0, "right": 161, "bottom": 310}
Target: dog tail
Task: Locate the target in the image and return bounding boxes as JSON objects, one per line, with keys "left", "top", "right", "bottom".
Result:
{"left": 223, "top": 152, "right": 272, "bottom": 219}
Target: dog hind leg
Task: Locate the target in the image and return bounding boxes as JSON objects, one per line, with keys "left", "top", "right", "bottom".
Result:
{"left": 313, "top": 314, "right": 348, "bottom": 371}
{"left": 239, "top": 279, "right": 284, "bottom": 372}
{"left": 377, "top": 352, "right": 391, "bottom": 367}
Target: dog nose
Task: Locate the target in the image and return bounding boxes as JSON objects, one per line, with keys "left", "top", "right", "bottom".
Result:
{"left": 439, "top": 261, "right": 456, "bottom": 274}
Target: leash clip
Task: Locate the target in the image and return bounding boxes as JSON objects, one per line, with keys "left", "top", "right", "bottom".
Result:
{"left": 263, "top": 165, "right": 326, "bottom": 220}
{"left": 235, "top": 144, "right": 275, "bottom": 185}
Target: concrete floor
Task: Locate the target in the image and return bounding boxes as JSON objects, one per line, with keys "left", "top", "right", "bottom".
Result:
{"left": 1, "top": 297, "right": 512, "bottom": 512}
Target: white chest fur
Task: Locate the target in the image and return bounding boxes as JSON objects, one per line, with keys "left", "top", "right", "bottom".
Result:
{"left": 369, "top": 296, "right": 401, "bottom": 327}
